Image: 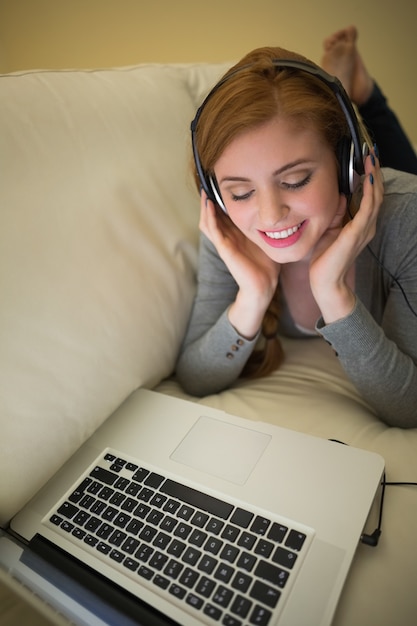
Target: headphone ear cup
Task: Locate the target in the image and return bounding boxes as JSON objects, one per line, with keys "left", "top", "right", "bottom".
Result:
{"left": 337, "top": 136, "right": 354, "bottom": 195}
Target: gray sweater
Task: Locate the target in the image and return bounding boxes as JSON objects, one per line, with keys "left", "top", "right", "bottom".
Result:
{"left": 176, "top": 169, "right": 417, "bottom": 428}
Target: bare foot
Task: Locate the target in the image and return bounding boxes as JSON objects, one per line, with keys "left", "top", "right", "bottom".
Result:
{"left": 321, "top": 26, "right": 374, "bottom": 106}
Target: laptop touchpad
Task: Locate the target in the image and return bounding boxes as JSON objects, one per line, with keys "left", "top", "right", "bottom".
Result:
{"left": 170, "top": 415, "right": 271, "bottom": 485}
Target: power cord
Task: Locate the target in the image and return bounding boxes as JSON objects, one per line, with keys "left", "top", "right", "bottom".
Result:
{"left": 329, "top": 439, "right": 417, "bottom": 547}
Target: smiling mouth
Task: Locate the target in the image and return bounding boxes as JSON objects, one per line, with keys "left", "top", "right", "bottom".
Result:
{"left": 264, "top": 221, "right": 304, "bottom": 239}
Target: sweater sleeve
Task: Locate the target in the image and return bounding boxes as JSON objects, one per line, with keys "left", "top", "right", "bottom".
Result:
{"left": 175, "top": 234, "right": 259, "bottom": 396}
{"left": 316, "top": 297, "right": 417, "bottom": 428}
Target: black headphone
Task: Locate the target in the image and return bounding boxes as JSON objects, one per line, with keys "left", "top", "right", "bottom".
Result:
{"left": 191, "top": 59, "right": 368, "bottom": 213}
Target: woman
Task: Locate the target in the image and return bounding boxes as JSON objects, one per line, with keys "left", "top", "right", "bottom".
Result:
{"left": 176, "top": 45, "right": 417, "bottom": 428}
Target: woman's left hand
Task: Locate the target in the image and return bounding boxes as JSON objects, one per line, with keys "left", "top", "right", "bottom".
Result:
{"left": 309, "top": 150, "right": 384, "bottom": 324}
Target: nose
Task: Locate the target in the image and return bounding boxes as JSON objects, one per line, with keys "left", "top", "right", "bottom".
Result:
{"left": 257, "top": 187, "right": 289, "bottom": 226}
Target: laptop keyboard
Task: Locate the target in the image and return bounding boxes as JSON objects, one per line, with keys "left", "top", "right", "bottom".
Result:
{"left": 45, "top": 449, "right": 313, "bottom": 626}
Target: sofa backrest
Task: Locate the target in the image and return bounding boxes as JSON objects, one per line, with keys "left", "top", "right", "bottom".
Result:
{"left": 0, "top": 61, "right": 230, "bottom": 524}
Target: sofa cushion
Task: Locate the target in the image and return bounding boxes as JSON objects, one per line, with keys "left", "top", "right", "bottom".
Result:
{"left": 0, "top": 62, "right": 227, "bottom": 524}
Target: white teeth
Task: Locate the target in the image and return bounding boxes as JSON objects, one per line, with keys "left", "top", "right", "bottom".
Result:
{"left": 265, "top": 223, "right": 302, "bottom": 239}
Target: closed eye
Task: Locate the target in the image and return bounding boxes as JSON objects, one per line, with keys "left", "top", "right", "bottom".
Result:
{"left": 281, "top": 174, "right": 312, "bottom": 190}
{"left": 231, "top": 190, "right": 254, "bottom": 202}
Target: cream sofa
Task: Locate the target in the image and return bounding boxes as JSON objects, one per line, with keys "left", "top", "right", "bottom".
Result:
{"left": 1, "top": 61, "right": 416, "bottom": 626}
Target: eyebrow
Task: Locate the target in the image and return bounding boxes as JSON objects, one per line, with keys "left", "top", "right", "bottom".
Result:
{"left": 218, "top": 159, "right": 312, "bottom": 184}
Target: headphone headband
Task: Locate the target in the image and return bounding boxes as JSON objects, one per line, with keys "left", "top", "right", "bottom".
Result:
{"left": 191, "top": 58, "right": 366, "bottom": 211}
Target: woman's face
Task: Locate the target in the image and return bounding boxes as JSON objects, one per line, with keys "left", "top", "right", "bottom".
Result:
{"left": 214, "top": 116, "right": 347, "bottom": 263}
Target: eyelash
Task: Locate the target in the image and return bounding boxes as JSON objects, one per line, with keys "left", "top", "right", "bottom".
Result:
{"left": 231, "top": 174, "right": 312, "bottom": 201}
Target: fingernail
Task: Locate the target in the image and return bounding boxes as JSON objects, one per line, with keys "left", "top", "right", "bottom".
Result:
{"left": 370, "top": 153, "right": 375, "bottom": 166}
{"left": 370, "top": 173, "right": 374, "bottom": 185}
{"left": 373, "top": 143, "right": 379, "bottom": 159}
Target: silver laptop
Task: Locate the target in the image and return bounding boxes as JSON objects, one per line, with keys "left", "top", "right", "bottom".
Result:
{"left": 1, "top": 388, "right": 384, "bottom": 626}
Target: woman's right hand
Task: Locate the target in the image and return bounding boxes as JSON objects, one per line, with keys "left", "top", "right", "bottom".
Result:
{"left": 200, "top": 192, "right": 280, "bottom": 338}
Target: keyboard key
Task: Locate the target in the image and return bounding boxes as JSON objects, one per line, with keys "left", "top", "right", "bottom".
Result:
{"left": 126, "top": 518, "right": 143, "bottom": 535}
{"left": 198, "top": 555, "right": 217, "bottom": 575}
{"left": 267, "top": 523, "right": 288, "bottom": 543}
{"left": 250, "top": 516, "right": 271, "bottom": 536}
{"left": 96, "top": 523, "right": 113, "bottom": 539}
{"left": 220, "top": 544, "right": 239, "bottom": 564}
{"left": 164, "top": 559, "right": 183, "bottom": 580}
{"left": 174, "top": 523, "right": 192, "bottom": 540}
{"left": 136, "top": 545, "right": 153, "bottom": 562}
{"left": 238, "top": 532, "right": 256, "bottom": 550}
{"left": 154, "top": 574, "right": 170, "bottom": 590}
{"left": 285, "top": 530, "right": 306, "bottom": 552}
{"left": 151, "top": 493, "right": 167, "bottom": 508}
{"left": 160, "top": 515, "right": 178, "bottom": 533}
{"left": 204, "top": 537, "right": 223, "bottom": 555}
{"left": 230, "top": 508, "right": 254, "bottom": 529}
{"left": 230, "top": 594, "right": 252, "bottom": 619}
{"left": 126, "top": 483, "right": 141, "bottom": 497}
{"left": 121, "top": 497, "right": 138, "bottom": 513}
{"left": 178, "top": 505, "right": 194, "bottom": 521}
{"left": 121, "top": 558, "right": 139, "bottom": 574}
{"left": 109, "top": 530, "right": 127, "bottom": 548}
{"left": 182, "top": 547, "right": 202, "bottom": 566}
{"left": 249, "top": 604, "right": 272, "bottom": 626}
{"left": 189, "top": 529, "right": 207, "bottom": 547}
{"left": 163, "top": 499, "right": 181, "bottom": 514}
{"left": 231, "top": 571, "right": 252, "bottom": 593}
{"left": 69, "top": 478, "right": 92, "bottom": 502}
{"left": 73, "top": 510, "right": 89, "bottom": 526}
{"left": 236, "top": 552, "right": 256, "bottom": 572}
{"left": 72, "top": 527, "right": 86, "bottom": 540}
{"left": 254, "top": 539, "right": 273, "bottom": 558}
{"left": 214, "top": 562, "right": 234, "bottom": 584}
{"left": 132, "top": 467, "right": 150, "bottom": 483}
{"left": 57, "top": 502, "right": 79, "bottom": 519}
{"left": 97, "top": 487, "right": 113, "bottom": 501}
{"left": 161, "top": 480, "right": 233, "bottom": 520}
{"left": 138, "top": 565, "right": 153, "bottom": 580}
{"left": 221, "top": 525, "right": 240, "bottom": 542}
{"left": 114, "top": 477, "right": 130, "bottom": 491}
{"left": 114, "top": 512, "right": 131, "bottom": 528}
{"left": 96, "top": 542, "right": 111, "bottom": 555}
{"left": 254, "top": 561, "right": 289, "bottom": 589}
{"left": 186, "top": 593, "right": 204, "bottom": 610}
{"left": 102, "top": 506, "right": 118, "bottom": 521}
{"left": 138, "top": 487, "right": 154, "bottom": 502}
{"left": 206, "top": 518, "right": 225, "bottom": 535}
{"left": 90, "top": 466, "right": 118, "bottom": 485}
{"left": 204, "top": 603, "right": 223, "bottom": 620}
{"left": 195, "top": 575, "right": 215, "bottom": 598}
{"left": 169, "top": 583, "right": 186, "bottom": 599}
{"left": 139, "top": 525, "right": 157, "bottom": 543}
{"left": 153, "top": 532, "right": 171, "bottom": 550}
{"left": 179, "top": 567, "right": 199, "bottom": 589}
{"left": 122, "top": 537, "right": 140, "bottom": 555}
{"left": 167, "top": 539, "right": 186, "bottom": 558}
{"left": 147, "top": 509, "right": 164, "bottom": 525}
{"left": 135, "top": 503, "right": 151, "bottom": 519}
{"left": 90, "top": 500, "right": 106, "bottom": 515}
{"left": 250, "top": 580, "right": 281, "bottom": 609}
{"left": 272, "top": 546, "right": 298, "bottom": 569}
{"left": 110, "top": 549, "right": 124, "bottom": 563}
{"left": 145, "top": 472, "right": 165, "bottom": 489}
{"left": 191, "top": 511, "right": 209, "bottom": 528}
{"left": 149, "top": 551, "right": 169, "bottom": 571}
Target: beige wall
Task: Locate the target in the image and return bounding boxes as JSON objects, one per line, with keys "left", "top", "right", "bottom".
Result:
{"left": 0, "top": 0, "right": 416, "bottom": 144}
